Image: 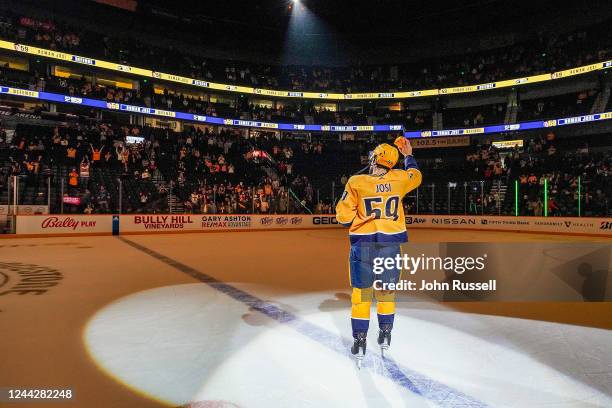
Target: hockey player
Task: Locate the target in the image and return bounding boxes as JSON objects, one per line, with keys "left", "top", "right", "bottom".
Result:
{"left": 335, "top": 137, "right": 421, "bottom": 367}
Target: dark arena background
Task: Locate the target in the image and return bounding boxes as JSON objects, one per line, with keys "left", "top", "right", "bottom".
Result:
{"left": 0, "top": 0, "right": 611, "bottom": 407}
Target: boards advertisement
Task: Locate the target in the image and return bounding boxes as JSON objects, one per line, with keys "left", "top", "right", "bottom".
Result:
{"left": 14, "top": 214, "right": 341, "bottom": 235}
{"left": 13, "top": 214, "right": 610, "bottom": 236}
{"left": 405, "top": 215, "right": 612, "bottom": 236}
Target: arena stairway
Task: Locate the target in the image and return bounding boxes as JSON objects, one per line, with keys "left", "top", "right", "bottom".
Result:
{"left": 504, "top": 90, "right": 519, "bottom": 124}
{"left": 167, "top": 188, "right": 185, "bottom": 214}
{"left": 488, "top": 181, "right": 508, "bottom": 214}
{"left": 590, "top": 85, "right": 610, "bottom": 114}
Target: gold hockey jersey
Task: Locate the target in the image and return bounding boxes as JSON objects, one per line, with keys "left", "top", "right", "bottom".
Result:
{"left": 336, "top": 157, "right": 422, "bottom": 244}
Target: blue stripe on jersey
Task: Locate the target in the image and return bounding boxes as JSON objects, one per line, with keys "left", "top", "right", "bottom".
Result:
{"left": 404, "top": 155, "right": 418, "bottom": 170}
{"left": 349, "top": 231, "right": 408, "bottom": 245}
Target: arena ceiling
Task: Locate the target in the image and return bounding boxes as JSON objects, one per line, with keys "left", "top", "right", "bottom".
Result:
{"left": 10, "top": 0, "right": 612, "bottom": 65}
{"left": 138, "top": 0, "right": 611, "bottom": 40}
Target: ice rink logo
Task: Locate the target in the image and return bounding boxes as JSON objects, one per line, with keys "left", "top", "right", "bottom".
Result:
{"left": 0, "top": 270, "right": 7, "bottom": 290}
{"left": 0, "top": 262, "right": 63, "bottom": 297}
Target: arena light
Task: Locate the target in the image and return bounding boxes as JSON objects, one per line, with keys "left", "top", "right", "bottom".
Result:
{"left": 282, "top": 0, "right": 340, "bottom": 65}
{"left": 83, "top": 284, "right": 610, "bottom": 406}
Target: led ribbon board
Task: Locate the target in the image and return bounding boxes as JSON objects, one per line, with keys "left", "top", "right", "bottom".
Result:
{"left": 404, "top": 112, "right": 612, "bottom": 138}
{"left": 0, "top": 86, "right": 402, "bottom": 132}
{"left": 2, "top": 85, "right": 611, "bottom": 136}
{"left": 1, "top": 39, "right": 610, "bottom": 100}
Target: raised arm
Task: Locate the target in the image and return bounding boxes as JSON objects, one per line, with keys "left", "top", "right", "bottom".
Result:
{"left": 394, "top": 136, "right": 422, "bottom": 189}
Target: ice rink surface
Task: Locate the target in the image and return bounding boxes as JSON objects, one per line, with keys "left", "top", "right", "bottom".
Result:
{"left": 1, "top": 229, "right": 611, "bottom": 407}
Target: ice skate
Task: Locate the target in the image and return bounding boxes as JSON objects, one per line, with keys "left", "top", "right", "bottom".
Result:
{"left": 351, "top": 332, "right": 367, "bottom": 369}
{"left": 377, "top": 324, "right": 392, "bottom": 357}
